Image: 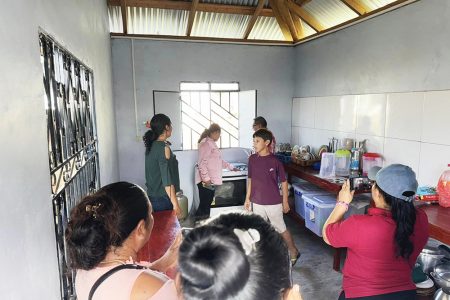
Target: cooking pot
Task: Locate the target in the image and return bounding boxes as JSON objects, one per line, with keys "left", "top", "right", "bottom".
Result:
{"left": 418, "top": 241, "right": 450, "bottom": 273}
{"left": 431, "top": 262, "right": 450, "bottom": 299}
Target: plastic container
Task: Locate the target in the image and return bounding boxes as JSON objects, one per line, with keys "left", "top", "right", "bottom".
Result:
{"left": 303, "top": 194, "right": 337, "bottom": 237}
{"left": 344, "top": 193, "right": 371, "bottom": 219}
{"left": 292, "top": 183, "right": 330, "bottom": 219}
{"left": 176, "top": 190, "right": 189, "bottom": 220}
{"left": 362, "top": 153, "right": 383, "bottom": 176}
{"left": 437, "top": 164, "right": 450, "bottom": 208}
{"left": 335, "top": 149, "right": 351, "bottom": 176}
{"left": 319, "top": 152, "right": 335, "bottom": 178}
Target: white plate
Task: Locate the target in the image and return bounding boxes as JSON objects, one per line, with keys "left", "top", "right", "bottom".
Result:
{"left": 415, "top": 276, "right": 434, "bottom": 289}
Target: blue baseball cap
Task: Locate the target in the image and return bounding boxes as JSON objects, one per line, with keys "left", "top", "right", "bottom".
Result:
{"left": 368, "top": 164, "right": 418, "bottom": 202}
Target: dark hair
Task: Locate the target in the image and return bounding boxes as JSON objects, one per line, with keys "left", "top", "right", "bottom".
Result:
{"left": 65, "top": 182, "right": 150, "bottom": 270}
{"left": 179, "top": 213, "right": 290, "bottom": 300}
{"left": 253, "top": 116, "right": 267, "bottom": 128}
{"left": 253, "top": 128, "right": 273, "bottom": 146}
{"left": 198, "top": 123, "right": 221, "bottom": 144}
{"left": 143, "top": 114, "right": 172, "bottom": 154}
{"left": 376, "top": 185, "right": 416, "bottom": 259}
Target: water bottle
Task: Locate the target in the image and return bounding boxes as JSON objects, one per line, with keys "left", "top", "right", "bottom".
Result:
{"left": 350, "top": 147, "right": 361, "bottom": 174}
{"left": 437, "top": 164, "right": 450, "bottom": 208}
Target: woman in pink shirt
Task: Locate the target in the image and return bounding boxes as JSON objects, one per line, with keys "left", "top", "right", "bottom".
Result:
{"left": 195, "top": 123, "right": 236, "bottom": 220}
{"left": 66, "top": 182, "right": 180, "bottom": 300}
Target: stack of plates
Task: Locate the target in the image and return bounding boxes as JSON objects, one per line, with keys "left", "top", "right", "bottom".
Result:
{"left": 416, "top": 276, "right": 436, "bottom": 297}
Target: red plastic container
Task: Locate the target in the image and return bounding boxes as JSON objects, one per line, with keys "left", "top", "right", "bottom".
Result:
{"left": 437, "top": 164, "right": 450, "bottom": 207}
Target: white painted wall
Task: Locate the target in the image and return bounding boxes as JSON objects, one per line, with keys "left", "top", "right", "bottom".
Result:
{"left": 292, "top": 0, "right": 450, "bottom": 186}
{"left": 0, "top": 1, "right": 117, "bottom": 298}
{"left": 111, "top": 39, "right": 295, "bottom": 196}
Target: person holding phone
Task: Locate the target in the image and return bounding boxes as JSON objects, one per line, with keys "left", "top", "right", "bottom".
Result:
{"left": 322, "top": 164, "right": 428, "bottom": 300}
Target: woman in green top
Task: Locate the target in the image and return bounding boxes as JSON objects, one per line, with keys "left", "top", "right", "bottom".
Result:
{"left": 143, "top": 114, "right": 182, "bottom": 217}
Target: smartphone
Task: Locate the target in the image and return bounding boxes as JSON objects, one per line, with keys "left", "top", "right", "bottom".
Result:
{"left": 349, "top": 176, "right": 372, "bottom": 191}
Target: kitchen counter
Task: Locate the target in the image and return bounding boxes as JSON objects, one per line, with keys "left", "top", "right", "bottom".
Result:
{"left": 137, "top": 210, "right": 180, "bottom": 279}
{"left": 284, "top": 163, "right": 450, "bottom": 270}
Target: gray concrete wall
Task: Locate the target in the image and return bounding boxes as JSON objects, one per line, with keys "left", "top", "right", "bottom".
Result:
{"left": 294, "top": 0, "right": 450, "bottom": 97}
{"left": 111, "top": 39, "right": 295, "bottom": 189}
{"left": 0, "top": 0, "right": 117, "bottom": 298}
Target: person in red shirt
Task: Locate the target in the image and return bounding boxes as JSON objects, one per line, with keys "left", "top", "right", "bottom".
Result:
{"left": 322, "top": 164, "right": 429, "bottom": 300}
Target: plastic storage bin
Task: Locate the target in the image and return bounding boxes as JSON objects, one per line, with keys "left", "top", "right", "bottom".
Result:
{"left": 293, "top": 183, "right": 330, "bottom": 219}
{"left": 344, "top": 193, "right": 371, "bottom": 219}
{"left": 362, "top": 153, "right": 382, "bottom": 176}
{"left": 335, "top": 149, "right": 351, "bottom": 176}
{"left": 303, "top": 194, "right": 337, "bottom": 237}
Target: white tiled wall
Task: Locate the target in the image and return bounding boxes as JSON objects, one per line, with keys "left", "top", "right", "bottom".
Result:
{"left": 292, "top": 91, "right": 450, "bottom": 186}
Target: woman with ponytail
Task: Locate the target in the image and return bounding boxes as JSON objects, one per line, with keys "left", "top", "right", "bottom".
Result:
{"left": 66, "top": 182, "right": 180, "bottom": 300}
{"left": 322, "top": 164, "right": 429, "bottom": 300}
{"left": 195, "top": 123, "right": 236, "bottom": 220}
{"left": 178, "top": 213, "right": 303, "bottom": 300}
{"left": 143, "top": 114, "right": 182, "bottom": 217}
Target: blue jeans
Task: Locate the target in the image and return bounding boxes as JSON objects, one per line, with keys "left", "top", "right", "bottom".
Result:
{"left": 149, "top": 195, "right": 173, "bottom": 212}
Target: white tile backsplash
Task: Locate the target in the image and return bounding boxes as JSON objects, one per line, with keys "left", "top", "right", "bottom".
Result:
{"left": 292, "top": 90, "right": 450, "bottom": 186}
{"left": 418, "top": 143, "right": 450, "bottom": 186}
{"left": 298, "top": 97, "right": 315, "bottom": 127}
{"left": 383, "top": 138, "right": 421, "bottom": 173}
{"left": 422, "top": 90, "right": 450, "bottom": 146}
{"left": 356, "top": 94, "right": 386, "bottom": 136}
{"left": 385, "top": 92, "right": 423, "bottom": 141}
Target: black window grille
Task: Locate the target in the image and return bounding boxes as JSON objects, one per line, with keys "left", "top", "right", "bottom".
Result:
{"left": 39, "top": 32, "right": 100, "bottom": 300}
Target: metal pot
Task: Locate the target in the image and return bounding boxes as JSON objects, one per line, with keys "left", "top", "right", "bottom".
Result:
{"left": 418, "top": 240, "right": 450, "bottom": 273}
{"left": 431, "top": 262, "right": 450, "bottom": 296}
{"left": 434, "top": 289, "right": 450, "bottom": 300}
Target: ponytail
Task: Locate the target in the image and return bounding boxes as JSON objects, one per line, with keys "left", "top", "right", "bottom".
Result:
{"left": 143, "top": 114, "right": 172, "bottom": 153}
{"left": 377, "top": 186, "right": 416, "bottom": 259}
{"left": 198, "top": 123, "right": 221, "bottom": 144}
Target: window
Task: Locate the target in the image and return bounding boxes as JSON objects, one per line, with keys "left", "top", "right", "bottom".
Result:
{"left": 180, "top": 82, "right": 240, "bottom": 150}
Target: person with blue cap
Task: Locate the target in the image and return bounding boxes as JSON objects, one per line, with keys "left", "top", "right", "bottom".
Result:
{"left": 322, "top": 164, "right": 429, "bottom": 300}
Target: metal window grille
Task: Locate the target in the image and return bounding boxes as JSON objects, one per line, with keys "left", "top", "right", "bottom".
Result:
{"left": 39, "top": 32, "right": 100, "bottom": 300}
{"left": 180, "top": 82, "right": 240, "bottom": 150}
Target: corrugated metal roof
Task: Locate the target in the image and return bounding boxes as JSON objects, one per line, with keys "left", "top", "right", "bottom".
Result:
{"left": 303, "top": 0, "right": 358, "bottom": 29}
{"left": 108, "top": 6, "right": 123, "bottom": 33}
{"left": 128, "top": 7, "right": 188, "bottom": 35}
{"left": 362, "top": 0, "right": 398, "bottom": 11}
{"left": 248, "top": 16, "right": 283, "bottom": 40}
{"left": 191, "top": 12, "right": 250, "bottom": 38}
{"left": 108, "top": 0, "right": 411, "bottom": 42}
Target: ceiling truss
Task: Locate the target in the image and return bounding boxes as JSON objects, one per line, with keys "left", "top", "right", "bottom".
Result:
{"left": 108, "top": 0, "right": 419, "bottom": 45}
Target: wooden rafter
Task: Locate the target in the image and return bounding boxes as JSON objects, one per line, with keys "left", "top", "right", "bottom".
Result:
{"left": 120, "top": 0, "right": 128, "bottom": 34}
{"left": 340, "top": 0, "right": 371, "bottom": 16}
{"left": 108, "top": 0, "right": 275, "bottom": 17}
{"left": 287, "top": 0, "right": 324, "bottom": 32}
{"left": 243, "top": 0, "right": 266, "bottom": 39}
{"left": 186, "top": 0, "right": 199, "bottom": 36}
{"left": 278, "top": 0, "right": 300, "bottom": 41}
{"left": 292, "top": 15, "right": 304, "bottom": 40}
{"left": 295, "top": 0, "right": 311, "bottom": 5}
{"left": 269, "top": 0, "right": 293, "bottom": 41}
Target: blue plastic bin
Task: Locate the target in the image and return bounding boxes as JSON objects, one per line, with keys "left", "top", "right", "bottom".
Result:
{"left": 303, "top": 194, "right": 337, "bottom": 237}
{"left": 292, "top": 183, "right": 330, "bottom": 219}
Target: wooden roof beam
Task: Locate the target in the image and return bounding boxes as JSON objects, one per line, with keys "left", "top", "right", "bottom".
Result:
{"left": 287, "top": 0, "right": 324, "bottom": 32}
{"left": 340, "top": 0, "right": 371, "bottom": 16}
{"left": 269, "top": 0, "right": 293, "bottom": 41}
{"left": 108, "top": 0, "right": 275, "bottom": 17}
{"left": 120, "top": 0, "right": 128, "bottom": 34}
{"left": 278, "top": 0, "right": 300, "bottom": 41}
{"left": 186, "top": 0, "right": 199, "bottom": 36}
{"left": 243, "top": 0, "right": 265, "bottom": 39}
{"left": 292, "top": 14, "right": 305, "bottom": 40}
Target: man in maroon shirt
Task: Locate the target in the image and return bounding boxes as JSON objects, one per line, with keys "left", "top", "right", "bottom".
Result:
{"left": 323, "top": 164, "right": 429, "bottom": 299}
{"left": 244, "top": 129, "right": 300, "bottom": 265}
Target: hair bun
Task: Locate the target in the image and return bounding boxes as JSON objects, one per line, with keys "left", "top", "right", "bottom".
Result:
{"left": 179, "top": 226, "right": 250, "bottom": 298}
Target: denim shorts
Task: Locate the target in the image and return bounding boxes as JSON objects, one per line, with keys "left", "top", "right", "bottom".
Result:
{"left": 149, "top": 195, "right": 173, "bottom": 212}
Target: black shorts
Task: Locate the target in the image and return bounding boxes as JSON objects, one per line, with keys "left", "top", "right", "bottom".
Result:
{"left": 338, "top": 290, "right": 416, "bottom": 300}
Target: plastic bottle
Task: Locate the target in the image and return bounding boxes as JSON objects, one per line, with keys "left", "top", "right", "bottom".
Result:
{"left": 437, "top": 164, "right": 450, "bottom": 208}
